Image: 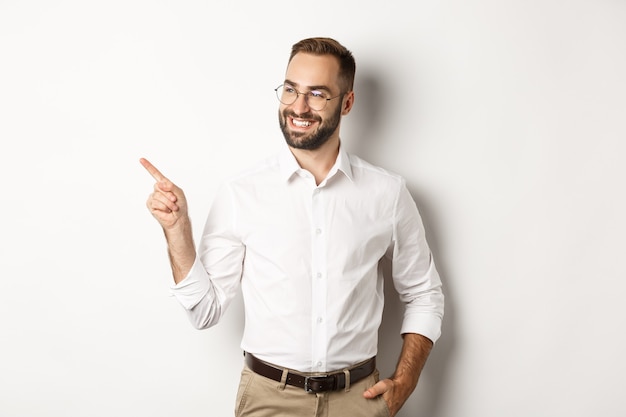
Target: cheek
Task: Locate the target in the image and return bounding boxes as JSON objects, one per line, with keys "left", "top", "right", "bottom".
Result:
{"left": 278, "top": 108, "right": 288, "bottom": 124}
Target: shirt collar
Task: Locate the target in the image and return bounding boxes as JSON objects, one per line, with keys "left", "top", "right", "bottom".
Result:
{"left": 332, "top": 144, "right": 354, "bottom": 182}
{"left": 278, "top": 144, "right": 301, "bottom": 182}
{"left": 278, "top": 142, "right": 354, "bottom": 183}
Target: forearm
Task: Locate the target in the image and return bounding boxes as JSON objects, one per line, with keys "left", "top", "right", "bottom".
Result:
{"left": 140, "top": 157, "right": 196, "bottom": 284}
{"left": 392, "top": 333, "right": 433, "bottom": 396}
{"left": 364, "top": 332, "right": 434, "bottom": 416}
{"left": 163, "top": 216, "right": 196, "bottom": 284}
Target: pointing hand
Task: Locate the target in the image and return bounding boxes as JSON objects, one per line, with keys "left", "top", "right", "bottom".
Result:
{"left": 140, "top": 158, "right": 189, "bottom": 230}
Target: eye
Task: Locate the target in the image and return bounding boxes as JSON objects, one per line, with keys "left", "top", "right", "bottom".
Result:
{"left": 309, "top": 90, "right": 326, "bottom": 99}
{"left": 284, "top": 85, "right": 296, "bottom": 94}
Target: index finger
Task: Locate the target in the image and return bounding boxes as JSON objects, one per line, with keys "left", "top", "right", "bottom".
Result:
{"left": 139, "top": 157, "right": 166, "bottom": 181}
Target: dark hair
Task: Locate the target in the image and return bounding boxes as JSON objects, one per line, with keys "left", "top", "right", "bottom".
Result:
{"left": 289, "top": 37, "right": 356, "bottom": 92}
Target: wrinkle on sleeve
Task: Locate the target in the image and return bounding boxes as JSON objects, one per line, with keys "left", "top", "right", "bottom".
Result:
{"left": 390, "top": 180, "right": 444, "bottom": 343}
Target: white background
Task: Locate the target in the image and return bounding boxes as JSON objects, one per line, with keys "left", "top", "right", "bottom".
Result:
{"left": 1, "top": 1, "right": 625, "bottom": 416}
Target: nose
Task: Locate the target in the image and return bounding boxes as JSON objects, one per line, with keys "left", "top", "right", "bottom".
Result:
{"left": 291, "top": 92, "right": 311, "bottom": 113}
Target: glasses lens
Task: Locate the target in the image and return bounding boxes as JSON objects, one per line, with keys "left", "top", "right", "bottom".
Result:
{"left": 276, "top": 85, "right": 296, "bottom": 105}
{"left": 307, "top": 91, "right": 327, "bottom": 111}
{"left": 274, "top": 84, "right": 331, "bottom": 110}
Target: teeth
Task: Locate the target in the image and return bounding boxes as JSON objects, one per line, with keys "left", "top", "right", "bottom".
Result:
{"left": 292, "top": 119, "right": 311, "bottom": 127}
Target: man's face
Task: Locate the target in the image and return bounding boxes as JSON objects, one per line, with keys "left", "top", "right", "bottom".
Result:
{"left": 278, "top": 53, "right": 346, "bottom": 151}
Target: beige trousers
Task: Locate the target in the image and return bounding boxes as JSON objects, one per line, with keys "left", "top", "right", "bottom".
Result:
{"left": 234, "top": 365, "right": 390, "bottom": 417}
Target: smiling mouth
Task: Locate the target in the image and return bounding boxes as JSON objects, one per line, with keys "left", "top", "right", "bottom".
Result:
{"left": 291, "top": 117, "right": 313, "bottom": 128}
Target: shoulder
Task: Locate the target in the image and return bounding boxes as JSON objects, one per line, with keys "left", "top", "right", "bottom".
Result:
{"left": 346, "top": 152, "right": 406, "bottom": 188}
{"left": 222, "top": 153, "right": 282, "bottom": 186}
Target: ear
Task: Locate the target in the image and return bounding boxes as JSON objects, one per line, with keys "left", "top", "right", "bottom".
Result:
{"left": 341, "top": 91, "right": 355, "bottom": 115}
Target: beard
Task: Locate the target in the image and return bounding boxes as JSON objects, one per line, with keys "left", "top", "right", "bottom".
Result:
{"left": 279, "top": 104, "right": 342, "bottom": 151}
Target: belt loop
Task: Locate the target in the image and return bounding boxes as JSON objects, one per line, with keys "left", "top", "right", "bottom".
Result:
{"left": 343, "top": 369, "right": 351, "bottom": 392}
{"left": 278, "top": 368, "right": 289, "bottom": 390}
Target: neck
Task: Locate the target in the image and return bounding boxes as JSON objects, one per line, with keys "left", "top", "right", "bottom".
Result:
{"left": 290, "top": 136, "right": 340, "bottom": 185}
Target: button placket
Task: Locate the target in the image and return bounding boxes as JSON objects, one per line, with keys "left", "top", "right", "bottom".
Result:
{"left": 310, "top": 187, "right": 327, "bottom": 372}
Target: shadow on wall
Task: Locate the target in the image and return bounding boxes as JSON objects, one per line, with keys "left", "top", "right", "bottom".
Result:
{"left": 351, "top": 70, "right": 457, "bottom": 417}
{"left": 380, "top": 191, "right": 457, "bottom": 417}
{"left": 347, "top": 69, "right": 386, "bottom": 161}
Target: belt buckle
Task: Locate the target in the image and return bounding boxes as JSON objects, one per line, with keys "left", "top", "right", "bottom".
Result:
{"left": 304, "top": 375, "right": 334, "bottom": 393}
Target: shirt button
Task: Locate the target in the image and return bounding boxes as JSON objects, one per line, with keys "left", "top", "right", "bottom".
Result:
{"left": 316, "top": 272, "right": 322, "bottom": 279}
{"left": 316, "top": 361, "right": 322, "bottom": 367}
{"left": 315, "top": 228, "right": 322, "bottom": 234}
{"left": 317, "top": 317, "right": 323, "bottom": 323}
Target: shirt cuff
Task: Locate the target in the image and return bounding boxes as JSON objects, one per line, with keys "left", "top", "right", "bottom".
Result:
{"left": 169, "top": 257, "right": 210, "bottom": 310}
{"left": 400, "top": 312, "right": 443, "bottom": 344}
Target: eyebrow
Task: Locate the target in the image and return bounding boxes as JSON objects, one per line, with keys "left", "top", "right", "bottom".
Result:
{"left": 284, "top": 79, "right": 332, "bottom": 93}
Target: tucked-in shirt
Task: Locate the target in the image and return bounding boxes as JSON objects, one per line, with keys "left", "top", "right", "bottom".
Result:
{"left": 170, "top": 144, "right": 444, "bottom": 373}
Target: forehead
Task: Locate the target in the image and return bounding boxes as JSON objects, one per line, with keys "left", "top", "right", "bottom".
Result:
{"left": 285, "top": 53, "right": 341, "bottom": 90}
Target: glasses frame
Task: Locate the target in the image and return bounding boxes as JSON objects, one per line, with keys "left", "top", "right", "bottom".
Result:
{"left": 274, "top": 84, "right": 345, "bottom": 111}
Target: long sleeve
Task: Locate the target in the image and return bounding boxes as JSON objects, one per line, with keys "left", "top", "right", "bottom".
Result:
{"left": 389, "top": 180, "right": 444, "bottom": 342}
{"left": 170, "top": 184, "right": 246, "bottom": 330}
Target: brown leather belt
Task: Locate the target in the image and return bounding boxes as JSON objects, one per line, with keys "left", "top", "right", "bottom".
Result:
{"left": 244, "top": 353, "right": 376, "bottom": 393}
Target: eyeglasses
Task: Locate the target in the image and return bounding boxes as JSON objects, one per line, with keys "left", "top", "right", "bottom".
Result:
{"left": 274, "top": 84, "right": 344, "bottom": 111}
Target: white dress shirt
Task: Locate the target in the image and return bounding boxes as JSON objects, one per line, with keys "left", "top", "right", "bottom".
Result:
{"left": 170, "top": 144, "right": 444, "bottom": 373}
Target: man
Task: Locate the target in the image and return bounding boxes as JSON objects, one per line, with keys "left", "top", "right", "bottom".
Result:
{"left": 141, "top": 37, "right": 443, "bottom": 417}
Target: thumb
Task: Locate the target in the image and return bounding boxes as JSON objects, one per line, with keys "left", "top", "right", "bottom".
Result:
{"left": 363, "top": 379, "right": 390, "bottom": 399}
{"left": 156, "top": 179, "right": 180, "bottom": 199}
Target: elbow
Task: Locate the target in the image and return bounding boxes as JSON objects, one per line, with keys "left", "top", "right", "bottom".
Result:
{"left": 185, "top": 302, "right": 222, "bottom": 330}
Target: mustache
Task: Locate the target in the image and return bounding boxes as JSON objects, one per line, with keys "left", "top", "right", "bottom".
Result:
{"left": 283, "top": 110, "right": 322, "bottom": 122}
